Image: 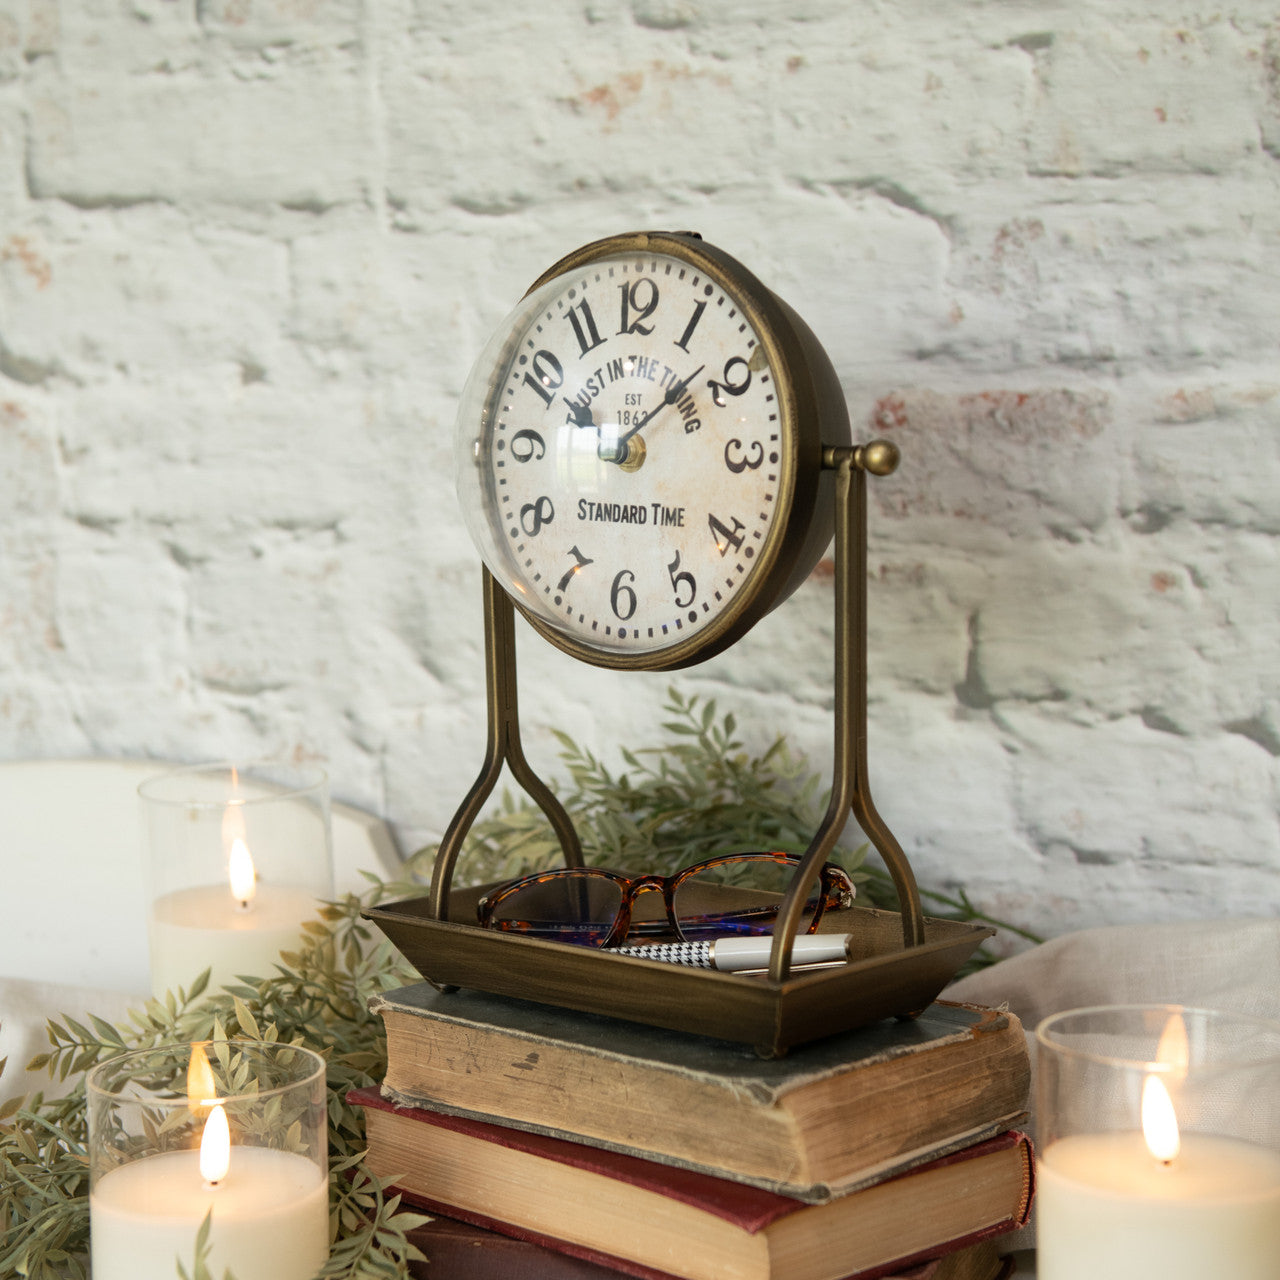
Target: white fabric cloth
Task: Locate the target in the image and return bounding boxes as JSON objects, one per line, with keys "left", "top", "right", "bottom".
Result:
{"left": 948, "top": 916, "right": 1280, "bottom": 1030}
{"left": 0, "top": 976, "right": 142, "bottom": 1102}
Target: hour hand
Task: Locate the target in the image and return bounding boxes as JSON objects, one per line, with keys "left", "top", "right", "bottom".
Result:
{"left": 565, "top": 398, "right": 596, "bottom": 430}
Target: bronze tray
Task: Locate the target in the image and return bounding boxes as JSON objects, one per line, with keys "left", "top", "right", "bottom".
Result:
{"left": 364, "top": 885, "right": 992, "bottom": 1058}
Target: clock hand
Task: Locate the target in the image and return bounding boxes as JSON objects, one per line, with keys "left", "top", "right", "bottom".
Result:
{"left": 565, "top": 398, "right": 596, "bottom": 430}
{"left": 625, "top": 363, "right": 704, "bottom": 442}
{"left": 601, "top": 363, "right": 705, "bottom": 463}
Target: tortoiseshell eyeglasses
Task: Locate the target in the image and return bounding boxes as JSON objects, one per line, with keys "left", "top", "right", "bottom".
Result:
{"left": 475, "top": 852, "right": 856, "bottom": 948}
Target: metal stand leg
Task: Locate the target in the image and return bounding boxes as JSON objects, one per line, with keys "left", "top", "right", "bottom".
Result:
{"left": 429, "top": 568, "right": 583, "bottom": 923}
{"left": 767, "top": 440, "right": 925, "bottom": 981}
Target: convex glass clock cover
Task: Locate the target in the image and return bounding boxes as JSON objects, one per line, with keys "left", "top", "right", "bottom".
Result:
{"left": 454, "top": 231, "right": 851, "bottom": 670}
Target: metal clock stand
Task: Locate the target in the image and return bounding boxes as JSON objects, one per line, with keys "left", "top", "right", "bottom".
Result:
{"left": 367, "top": 439, "right": 991, "bottom": 1057}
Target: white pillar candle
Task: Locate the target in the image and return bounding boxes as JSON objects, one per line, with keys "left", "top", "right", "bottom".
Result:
{"left": 139, "top": 761, "right": 333, "bottom": 996}
{"left": 90, "top": 1145, "right": 329, "bottom": 1280}
{"left": 1037, "top": 1130, "right": 1280, "bottom": 1280}
{"left": 148, "top": 883, "right": 317, "bottom": 997}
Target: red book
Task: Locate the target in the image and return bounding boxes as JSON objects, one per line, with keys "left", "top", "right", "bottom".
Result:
{"left": 351, "top": 1087, "right": 1032, "bottom": 1280}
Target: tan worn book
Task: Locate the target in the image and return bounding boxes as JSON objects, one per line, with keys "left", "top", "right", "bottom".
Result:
{"left": 370, "top": 983, "right": 1030, "bottom": 1202}
{"left": 353, "top": 1086, "right": 1033, "bottom": 1280}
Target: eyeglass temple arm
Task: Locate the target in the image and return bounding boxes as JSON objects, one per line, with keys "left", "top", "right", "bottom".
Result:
{"left": 768, "top": 442, "right": 926, "bottom": 982}
{"left": 430, "top": 567, "right": 584, "bottom": 923}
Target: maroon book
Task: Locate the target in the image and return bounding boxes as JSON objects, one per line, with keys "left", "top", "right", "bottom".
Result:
{"left": 351, "top": 1086, "right": 1032, "bottom": 1280}
{"left": 405, "top": 1212, "right": 1014, "bottom": 1280}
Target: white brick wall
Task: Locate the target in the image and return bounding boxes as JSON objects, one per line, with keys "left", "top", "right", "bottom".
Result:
{"left": 1, "top": 0, "right": 1277, "bottom": 947}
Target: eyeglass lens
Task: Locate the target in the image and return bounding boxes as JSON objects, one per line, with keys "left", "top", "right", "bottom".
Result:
{"left": 672, "top": 858, "right": 825, "bottom": 939}
{"left": 487, "top": 873, "right": 623, "bottom": 945}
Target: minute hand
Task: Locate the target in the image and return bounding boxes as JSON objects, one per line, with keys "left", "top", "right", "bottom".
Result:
{"left": 614, "top": 363, "right": 704, "bottom": 450}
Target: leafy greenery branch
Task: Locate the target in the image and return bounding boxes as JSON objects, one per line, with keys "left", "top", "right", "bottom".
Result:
{"left": 175, "top": 1211, "right": 221, "bottom": 1280}
{"left": 1, "top": 878, "right": 432, "bottom": 1280}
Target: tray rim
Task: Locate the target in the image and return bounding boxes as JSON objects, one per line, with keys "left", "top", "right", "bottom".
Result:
{"left": 363, "top": 895, "right": 994, "bottom": 1055}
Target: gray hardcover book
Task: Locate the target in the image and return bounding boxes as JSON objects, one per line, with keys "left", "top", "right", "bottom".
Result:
{"left": 371, "top": 983, "right": 1030, "bottom": 1202}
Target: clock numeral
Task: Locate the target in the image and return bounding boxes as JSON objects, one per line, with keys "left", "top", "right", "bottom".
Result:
{"left": 510, "top": 428, "right": 546, "bottom": 463}
{"left": 667, "top": 550, "right": 696, "bottom": 609}
{"left": 618, "top": 279, "right": 659, "bottom": 337}
{"left": 610, "top": 568, "right": 638, "bottom": 621}
{"left": 520, "top": 496, "right": 555, "bottom": 537}
{"left": 708, "top": 356, "right": 751, "bottom": 406}
{"left": 724, "top": 438, "right": 764, "bottom": 474}
{"left": 557, "top": 545, "right": 594, "bottom": 593}
{"left": 708, "top": 512, "right": 746, "bottom": 557}
{"left": 566, "top": 299, "right": 606, "bottom": 356}
{"left": 523, "top": 350, "right": 564, "bottom": 407}
{"left": 674, "top": 299, "right": 706, "bottom": 353}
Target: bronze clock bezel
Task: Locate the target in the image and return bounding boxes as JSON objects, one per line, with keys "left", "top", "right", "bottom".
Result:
{"left": 469, "top": 230, "right": 852, "bottom": 672}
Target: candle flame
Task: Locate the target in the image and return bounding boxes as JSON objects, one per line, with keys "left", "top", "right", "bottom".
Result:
{"left": 1141, "top": 1073, "right": 1181, "bottom": 1164}
{"left": 199, "top": 1103, "right": 231, "bottom": 1185}
{"left": 186, "top": 1042, "right": 217, "bottom": 1113}
{"left": 1156, "top": 1012, "right": 1190, "bottom": 1075}
{"left": 228, "top": 836, "right": 256, "bottom": 907}
{"left": 222, "top": 767, "right": 247, "bottom": 847}
{"left": 222, "top": 803, "right": 246, "bottom": 845}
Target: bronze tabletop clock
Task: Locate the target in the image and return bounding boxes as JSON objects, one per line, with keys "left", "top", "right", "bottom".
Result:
{"left": 367, "top": 231, "right": 991, "bottom": 1056}
{"left": 454, "top": 230, "right": 845, "bottom": 671}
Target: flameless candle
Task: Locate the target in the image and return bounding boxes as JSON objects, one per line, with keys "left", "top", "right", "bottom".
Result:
{"left": 140, "top": 761, "right": 332, "bottom": 997}
{"left": 1036, "top": 1005, "right": 1280, "bottom": 1280}
{"left": 89, "top": 1042, "right": 329, "bottom": 1280}
{"left": 91, "top": 1145, "right": 329, "bottom": 1280}
{"left": 1038, "top": 1131, "right": 1280, "bottom": 1278}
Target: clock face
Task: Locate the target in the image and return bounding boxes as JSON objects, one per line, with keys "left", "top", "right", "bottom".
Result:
{"left": 455, "top": 233, "right": 841, "bottom": 669}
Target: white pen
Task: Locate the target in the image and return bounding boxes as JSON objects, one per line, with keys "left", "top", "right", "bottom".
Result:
{"left": 610, "top": 933, "right": 851, "bottom": 972}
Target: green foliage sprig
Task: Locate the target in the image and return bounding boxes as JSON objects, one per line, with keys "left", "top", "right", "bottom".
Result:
{"left": 0, "top": 689, "right": 1037, "bottom": 1280}
{"left": 175, "top": 1211, "right": 218, "bottom": 1280}
{"left": 449, "top": 688, "right": 829, "bottom": 886}
{"left": 0, "top": 877, "right": 433, "bottom": 1280}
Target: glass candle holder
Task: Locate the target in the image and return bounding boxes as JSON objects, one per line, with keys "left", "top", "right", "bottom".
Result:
{"left": 139, "top": 760, "right": 333, "bottom": 998}
{"left": 1036, "top": 1004, "right": 1280, "bottom": 1280}
{"left": 88, "top": 1040, "right": 329, "bottom": 1280}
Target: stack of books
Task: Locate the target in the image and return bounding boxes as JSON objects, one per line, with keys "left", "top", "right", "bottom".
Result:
{"left": 351, "top": 982, "right": 1033, "bottom": 1280}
